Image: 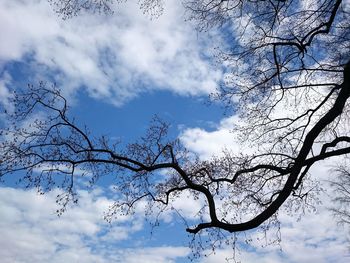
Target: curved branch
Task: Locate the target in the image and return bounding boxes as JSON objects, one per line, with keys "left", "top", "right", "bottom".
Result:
{"left": 187, "top": 60, "right": 350, "bottom": 234}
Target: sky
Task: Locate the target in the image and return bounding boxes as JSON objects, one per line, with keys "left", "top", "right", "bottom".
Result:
{"left": 0, "top": 0, "right": 350, "bottom": 262}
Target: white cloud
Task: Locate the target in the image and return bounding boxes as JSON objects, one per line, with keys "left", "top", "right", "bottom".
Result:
{"left": 180, "top": 115, "right": 249, "bottom": 159}
{"left": 0, "top": 186, "right": 190, "bottom": 263}
{"left": 0, "top": 72, "right": 13, "bottom": 112}
{"left": 0, "top": 0, "right": 222, "bottom": 106}
{"left": 112, "top": 247, "right": 191, "bottom": 263}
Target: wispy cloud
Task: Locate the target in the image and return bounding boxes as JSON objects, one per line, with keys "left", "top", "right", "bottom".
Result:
{"left": 0, "top": 186, "right": 190, "bottom": 263}
{"left": 1, "top": 166, "right": 349, "bottom": 263}
{"left": 0, "top": 0, "right": 222, "bottom": 106}
{"left": 0, "top": 72, "right": 13, "bottom": 113}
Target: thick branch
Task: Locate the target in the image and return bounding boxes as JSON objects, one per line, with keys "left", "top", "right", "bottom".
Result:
{"left": 187, "top": 60, "right": 350, "bottom": 234}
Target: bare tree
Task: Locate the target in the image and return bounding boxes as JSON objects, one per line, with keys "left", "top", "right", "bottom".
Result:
{"left": 1, "top": 0, "right": 350, "bottom": 254}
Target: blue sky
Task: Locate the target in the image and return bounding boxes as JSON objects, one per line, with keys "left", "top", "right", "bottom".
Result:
{"left": 0, "top": 0, "right": 350, "bottom": 262}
